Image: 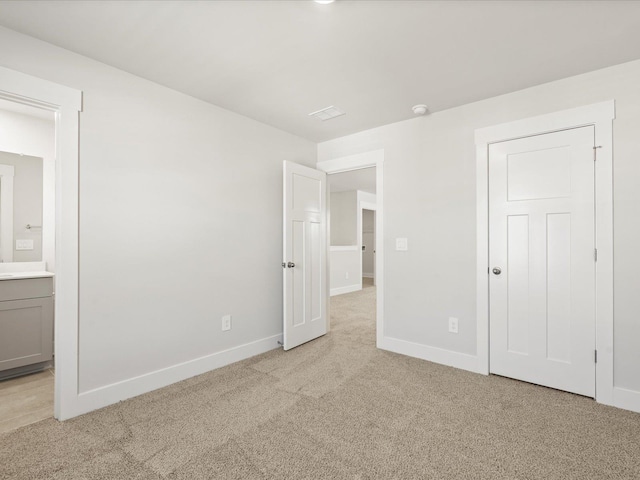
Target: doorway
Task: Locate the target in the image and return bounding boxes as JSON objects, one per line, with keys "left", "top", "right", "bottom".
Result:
{"left": 326, "top": 167, "right": 378, "bottom": 347}
{"left": 0, "top": 100, "right": 56, "bottom": 433}
{"left": 318, "top": 150, "right": 384, "bottom": 347}
{"left": 0, "top": 66, "right": 81, "bottom": 421}
{"left": 282, "top": 150, "right": 384, "bottom": 351}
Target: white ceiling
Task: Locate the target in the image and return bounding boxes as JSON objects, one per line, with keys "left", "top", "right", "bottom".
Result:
{"left": 1, "top": 1, "right": 639, "bottom": 142}
{"left": 329, "top": 167, "right": 376, "bottom": 194}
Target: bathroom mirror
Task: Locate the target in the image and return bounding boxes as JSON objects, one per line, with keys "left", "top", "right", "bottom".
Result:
{"left": 0, "top": 151, "right": 43, "bottom": 263}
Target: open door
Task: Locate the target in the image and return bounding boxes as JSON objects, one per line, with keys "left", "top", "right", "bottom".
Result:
{"left": 282, "top": 161, "right": 327, "bottom": 350}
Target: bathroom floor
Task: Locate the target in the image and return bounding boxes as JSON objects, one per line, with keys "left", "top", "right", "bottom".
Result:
{"left": 0, "top": 369, "right": 53, "bottom": 434}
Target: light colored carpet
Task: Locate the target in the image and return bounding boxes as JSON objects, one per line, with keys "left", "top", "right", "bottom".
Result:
{"left": 1, "top": 284, "right": 640, "bottom": 479}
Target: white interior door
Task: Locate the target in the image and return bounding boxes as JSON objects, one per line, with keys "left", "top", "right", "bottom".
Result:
{"left": 489, "top": 126, "right": 596, "bottom": 397}
{"left": 283, "top": 161, "right": 327, "bottom": 350}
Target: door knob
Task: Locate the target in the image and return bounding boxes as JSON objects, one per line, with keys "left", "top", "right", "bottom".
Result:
{"left": 492, "top": 267, "right": 502, "bottom": 275}
{"left": 287, "top": 262, "right": 295, "bottom": 268}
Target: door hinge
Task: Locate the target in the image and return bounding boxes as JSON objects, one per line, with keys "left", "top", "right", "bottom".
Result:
{"left": 593, "top": 145, "right": 602, "bottom": 161}
{"left": 595, "top": 350, "right": 598, "bottom": 363}
{"left": 594, "top": 248, "right": 598, "bottom": 262}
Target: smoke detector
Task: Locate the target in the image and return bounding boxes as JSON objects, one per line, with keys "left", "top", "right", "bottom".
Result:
{"left": 412, "top": 104, "right": 429, "bottom": 115}
{"left": 308, "top": 105, "right": 345, "bottom": 121}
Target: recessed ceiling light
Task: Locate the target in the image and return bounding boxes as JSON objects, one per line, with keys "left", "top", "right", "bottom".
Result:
{"left": 314, "top": 0, "right": 335, "bottom": 4}
{"left": 308, "top": 105, "right": 345, "bottom": 121}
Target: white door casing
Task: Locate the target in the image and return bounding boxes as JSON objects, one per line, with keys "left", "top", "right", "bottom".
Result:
{"left": 0, "top": 66, "right": 82, "bottom": 420}
{"left": 317, "top": 150, "right": 384, "bottom": 348}
{"left": 283, "top": 161, "right": 327, "bottom": 350}
{"left": 489, "top": 126, "right": 596, "bottom": 397}
{"left": 0, "top": 164, "right": 15, "bottom": 263}
{"left": 477, "top": 101, "right": 618, "bottom": 409}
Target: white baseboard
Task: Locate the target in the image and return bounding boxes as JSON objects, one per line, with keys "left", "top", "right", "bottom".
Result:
{"left": 330, "top": 284, "right": 361, "bottom": 297}
{"left": 380, "top": 337, "right": 640, "bottom": 414}
{"left": 73, "top": 334, "right": 282, "bottom": 418}
{"left": 612, "top": 386, "right": 640, "bottom": 414}
{"left": 362, "top": 273, "right": 374, "bottom": 278}
{"left": 380, "top": 336, "right": 484, "bottom": 374}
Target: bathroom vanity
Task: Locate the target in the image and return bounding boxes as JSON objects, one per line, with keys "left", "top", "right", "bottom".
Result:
{"left": 0, "top": 264, "right": 54, "bottom": 380}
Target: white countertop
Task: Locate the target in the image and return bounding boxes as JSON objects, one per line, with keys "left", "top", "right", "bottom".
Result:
{"left": 0, "top": 271, "right": 54, "bottom": 281}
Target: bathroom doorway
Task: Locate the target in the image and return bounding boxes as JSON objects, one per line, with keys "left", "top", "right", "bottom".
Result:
{"left": 0, "top": 66, "right": 81, "bottom": 422}
{"left": 0, "top": 99, "right": 56, "bottom": 433}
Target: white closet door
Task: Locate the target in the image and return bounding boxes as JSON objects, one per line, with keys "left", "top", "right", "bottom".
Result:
{"left": 489, "top": 126, "right": 596, "bottom": 397}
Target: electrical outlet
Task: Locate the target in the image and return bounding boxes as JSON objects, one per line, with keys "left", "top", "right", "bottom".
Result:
{"left": 395, "top": 238, "right": 408, "bottom": 251}
{"left": 16, "top": 239, "right": 34, "bottom": 251}
{"left": 345, "top": 272, "right": 349, "bottom": 280}
{"left": 222, "top": 314, "right": 232, "bottom": 331}
{"left": 448, "top": 317, "right": 459, "bottom": 334}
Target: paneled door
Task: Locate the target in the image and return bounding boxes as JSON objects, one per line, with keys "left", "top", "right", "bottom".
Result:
{"left": 282, "top": 161, "right": 327, "bottom": 350}
{"left": 489, "top": 126, "right": 596, "bottom": 397}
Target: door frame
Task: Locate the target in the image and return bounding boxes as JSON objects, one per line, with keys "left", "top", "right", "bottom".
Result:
{"left": 317, "top": 150, "right": 384, "bottom": 347}
{"left": 0, "top": 164, "right": 15, "bottom": 262}
{"left": 0, "top": 66, "right": 82, "bottom": 420}
{"left": 475, "top": 100, "right": 615, "bottom": 406}
{"left": 359, "top": 200, "right": 377, "bottom": 285}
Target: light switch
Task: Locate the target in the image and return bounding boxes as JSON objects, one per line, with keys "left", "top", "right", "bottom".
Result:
{"left": 16, "top": 239, "right": 34, "bottom": 251}
{"left": 395, "top": 238, "right": 408, "bottom": 251}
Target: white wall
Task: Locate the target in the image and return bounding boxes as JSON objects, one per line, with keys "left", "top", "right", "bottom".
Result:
{"left": 0, "top": 27, "right": 316, "bottom": 396}
{"left": 0, "top": 109, "right": 55, "bottom": 270}
{"left": 330, "top": 247, "right": 360, "bottom": 296}
{"left": 318, "top": 59, "right": 640, "bottom": 400}
{"left": 329, "top": 190, "right": 377, "bottom": 295}
{"left": 330, "top": 191, "right": 357, "bottom": 245}
{"left": 330, "top": 191, "right": 360, "bottom": 295}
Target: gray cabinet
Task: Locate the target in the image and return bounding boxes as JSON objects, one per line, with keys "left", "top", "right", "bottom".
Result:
{"left": 0, "top": 277, "right": 54, "bottom": 375}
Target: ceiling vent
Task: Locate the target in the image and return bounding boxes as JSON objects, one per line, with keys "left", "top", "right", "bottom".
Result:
{"left": 308, "top": 105, "right": 345, "bottom": 121}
